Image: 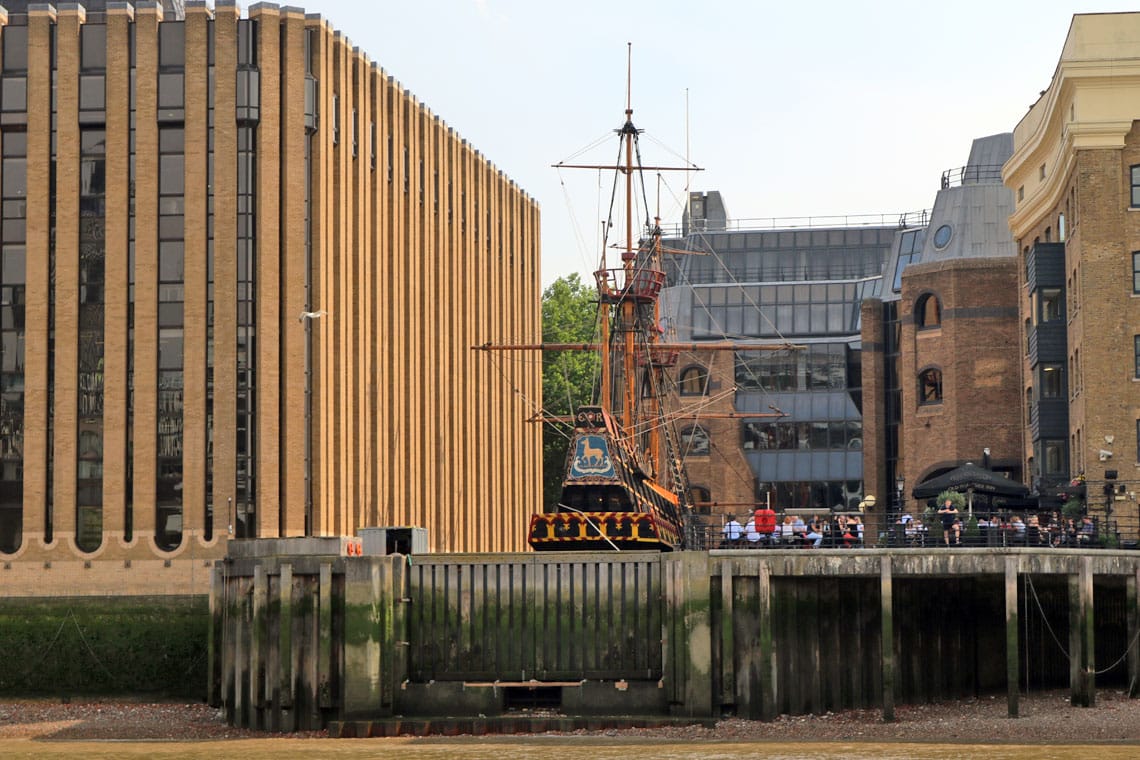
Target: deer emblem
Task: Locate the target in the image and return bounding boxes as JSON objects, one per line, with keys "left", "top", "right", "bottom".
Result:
{"left": 572, "top": 434, "right": 613, "bottom": 476}
{"left": 581, "top": 438, "right": 606, "bottom": 467}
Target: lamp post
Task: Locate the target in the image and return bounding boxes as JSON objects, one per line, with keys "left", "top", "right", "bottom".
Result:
{"left": 894, "top": 475, "right": 905, "bottom": 547}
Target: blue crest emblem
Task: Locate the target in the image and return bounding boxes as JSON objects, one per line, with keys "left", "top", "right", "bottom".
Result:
{"left": 569, "top": 434, "right": 615, "bottom": 478}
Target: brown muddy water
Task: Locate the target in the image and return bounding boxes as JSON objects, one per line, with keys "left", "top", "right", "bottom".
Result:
{"left": 2, "top": 739, "right": 1138, "bottom": 759}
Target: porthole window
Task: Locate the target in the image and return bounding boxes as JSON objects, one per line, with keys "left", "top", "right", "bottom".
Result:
{"left": 933, "top": 224, "right": 953, "bottom": 250}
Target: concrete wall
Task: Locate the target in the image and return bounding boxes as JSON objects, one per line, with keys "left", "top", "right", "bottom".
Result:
{"left": 211, "top": 548, "right": 1140, "bottom": 731}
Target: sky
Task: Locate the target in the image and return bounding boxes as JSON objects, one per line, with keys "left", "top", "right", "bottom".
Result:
{"left": 310, "top": 0, "right": 1140, "bottom": 287}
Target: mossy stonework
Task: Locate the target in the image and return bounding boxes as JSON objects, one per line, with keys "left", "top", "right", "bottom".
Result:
{"left": 210, "top": 548, "right": 1140, "bottom": 731}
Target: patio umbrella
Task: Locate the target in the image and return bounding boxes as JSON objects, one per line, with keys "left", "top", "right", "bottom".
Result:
{"left": 911, "top": 463, "right": 1029, "bottom": 513}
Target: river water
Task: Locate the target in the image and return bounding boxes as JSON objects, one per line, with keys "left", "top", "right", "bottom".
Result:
{"left": 2, "top": 738, "right": 1136, "bottom": 759}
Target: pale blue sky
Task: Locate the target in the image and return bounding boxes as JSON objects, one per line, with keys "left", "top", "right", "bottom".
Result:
{"left": 312, "top": 1, "right": 1138, "bottom": 286}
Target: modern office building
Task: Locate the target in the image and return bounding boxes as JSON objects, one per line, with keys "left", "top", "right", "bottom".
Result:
{"left": 0, "top": 0, "right": 541, "bottom": 594}
{"left": 661, "top": 195, "right": 899, "bottom": 521}
{"left": 861, "top": 134, "right": 1023, "bottom": 538}
{"left": 1005, "top": 12, "right": 1140, "bottom": 524}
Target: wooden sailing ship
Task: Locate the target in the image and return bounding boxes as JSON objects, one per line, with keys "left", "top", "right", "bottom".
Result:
{"left": 479, "top": 53, "right": 791, "bottom": 550}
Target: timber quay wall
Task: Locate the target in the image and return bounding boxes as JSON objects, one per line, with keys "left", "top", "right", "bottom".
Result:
{"left": 208, "top": 547, "right": 1140, "bottom": 733}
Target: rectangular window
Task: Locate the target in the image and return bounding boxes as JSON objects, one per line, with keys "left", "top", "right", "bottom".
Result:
{"left": 1041, "top": 364, "right": 1063, "bottom": 397}
{"left": 1134, "top": 252, "right": 1140, "bottom": 294}
{"left": 1135, "top": 335, "right": 1140, "bottom": 379}
{"left": 1132, "top": 165, "right": 1140, "bottom": 207}
{"left": 1040, "top": 288, "right": 1062, "bottom": 322}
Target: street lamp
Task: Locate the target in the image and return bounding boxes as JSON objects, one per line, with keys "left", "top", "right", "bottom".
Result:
{"left": 896, "top": 475, "right": 905, "bottom": 513}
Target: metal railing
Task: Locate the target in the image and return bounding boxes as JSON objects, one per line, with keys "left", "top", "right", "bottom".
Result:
{"left": 661, "top": 210, "right": 931, "bottom": 238}
{"left": 940, "top": 164, "right": 1005, "bottom": 189}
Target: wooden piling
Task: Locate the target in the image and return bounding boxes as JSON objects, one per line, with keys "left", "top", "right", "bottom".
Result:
{"left": 757, "top": 560, "right": 775, "bottom": 720}
{"left": 1005, "top": 557, "right": 1019, "bottom": 718}
{"left": 719, "top": 559, "right": 734, "bottom": 709}
{"left": 880, "top": 555, "right": 894, "bottom": 722}
{"left": 1129, "top": 567, "right": 1140, "bottom": 698}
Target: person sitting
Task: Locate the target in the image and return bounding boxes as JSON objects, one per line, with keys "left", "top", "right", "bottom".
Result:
{"left": 720, "top": 515, "right": 743, "bottom": 547}
{"left": 1010, "top": 515, "right": 1027, "bottom": 545}
{"left": 805, "top": 516, "right": 824, "bottom": 548}
{"left": 744, "top": 515, "right": 762, "bottom": 547}
{"left": 779, "top": 516, "right": 796, "bottom": 544}
{"left": 791, "top": 515, "right": 807, "bottom": 543}
{"left": 1078, "top": 515, "right": 1096, "bottom": 545}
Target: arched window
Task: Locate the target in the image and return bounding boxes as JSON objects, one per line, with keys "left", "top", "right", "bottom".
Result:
{"left": 689, "top": 485, "right": 711, "bottom": 515}
{"left": 680, "top": 425, "right": 710, "bottom": 456}
{"left": 918, "top": 367, "right": 943, "bottom": 405}
{"left": 915, "top": 293, "right": 941, "bottom": 329}
{"left": 678, "top": 365, "right": 709, "bottom": 396}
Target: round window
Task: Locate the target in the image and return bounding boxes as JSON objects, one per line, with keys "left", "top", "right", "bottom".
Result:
{"left": 933, "top": 224, "right": 953, "bottom": 249}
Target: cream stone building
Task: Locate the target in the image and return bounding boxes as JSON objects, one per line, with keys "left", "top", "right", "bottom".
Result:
{"left": 0, "top": 0, "right": 541, "bottom": 594}
{"left": 1005, "top": 12, "right": 1140, "bottom": 526}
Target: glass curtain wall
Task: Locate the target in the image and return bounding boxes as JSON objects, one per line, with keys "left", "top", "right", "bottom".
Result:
{"left": 0, "top": 24, "right": 28, "bottom": 554}
{"left": 155, "top": 21, "right": 185, "bottom": 550}
{"left": 76, "top": 23, "right": 107, "bottom": 552}
{"left": 234, "top": 19, "right": 258, "bottom": 537}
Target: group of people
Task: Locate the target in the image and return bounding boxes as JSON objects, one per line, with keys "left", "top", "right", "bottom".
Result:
{"left": 895, "top": 498, "right": 1100, "bottom": 547}
{"left": 720, "top": 508, "right": 864, "bottom": 549}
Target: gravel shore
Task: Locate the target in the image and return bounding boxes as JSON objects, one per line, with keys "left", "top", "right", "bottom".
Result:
{"left": 2, "top": 690, "right": 1140, "bottom": 744}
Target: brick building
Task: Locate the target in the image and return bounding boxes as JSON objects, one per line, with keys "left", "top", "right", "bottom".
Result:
{"left": 662, "top": 194, "right": 897, "bottom": 525}
{"left": 861, "top": 134, "right": 1022, "bottom": 541}
{"left": 0, "top": 0, "right": 541, "bottom": 594}
{"left": 1005, "top": 12, "right": 1140, "bottom": 523}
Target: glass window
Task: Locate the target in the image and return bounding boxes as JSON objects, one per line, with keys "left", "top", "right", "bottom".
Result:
{"left": 915, "top": 293, "right": 941, "bottom": 328}
{"left": 2, "top": 27, "right": 28, "bottom": 71}
{"left": 1, "top": 77, "right": 26, "bottom": 112}
{"left": 159, "top": 155, "right": 184, "bottom": 195}
{"left": 1134, "top": 252, "right": 1140, "bottom": 294}
{"left": 1043, "top": 440, "right": 1066, "bottom": 475}
{"left": 678, "top": 365, "right": 708, "bottom": 396}
{"left": 933, "top": 224, "right": 953, "bottom": 249}
{"left": 1, "top": 247, "right": 24, "bottom": 283}
{"left": 1132, "top": 165, "right": 1140, "bottom": 208}
{"left": 1, "top": 158, "right": 25, "bottom": 197}
{"left": 919, "top": 368, "right": 943, "bottom": 405}
{"left": 158, "top": 22, "right": 186, "bottom": 68}
{"left": 158, "top": 329, "right": 183, "bottom": 369}
{"left": 1040, "top": 288, "right": 1062, "bottom": 322}
{"left": 1041, "top": 364, "right": 1063, "bottom": 398}
{"left": 158, "top": 72, "right": 184, "bottom": 109}
{"left": 680, "top": 426, "right": 710, "bottom": 457}
{"left": 1135, "top": 336, "right": 1140, "bottom": 379}
{"left": 81, "top": 25, "right": 107, "bottom": 70}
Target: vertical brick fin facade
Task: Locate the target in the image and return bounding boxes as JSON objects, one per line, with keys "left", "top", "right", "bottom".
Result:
{"left": 279, "top": 11, "right": 307, "bottom": 537}
{"left": 103, "top": 5, "right": 134, "bottom": 546}
{"left": 182, "top": 3, "right": 210, "bottom": 546}
{"left": 0, "top": 1, "right": 540, "bottom": 592}
{"left": 22, "top": 7, "right": 56, "bottom": 548}
{"left": 132, "top": 4, "right": 160, "bottom": 545}
{"left": 251, "top": 4, "right": 281, "bottom": 539}
{"left": 211, "top": 2, "right": 239, "bottom": 547}
{"left": 53, "top": 6, "right": 82, "bottom": 547}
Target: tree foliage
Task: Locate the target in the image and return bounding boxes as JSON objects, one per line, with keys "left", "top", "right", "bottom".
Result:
{"left": 541, "top": 274, "right": 599, "bottom": 507}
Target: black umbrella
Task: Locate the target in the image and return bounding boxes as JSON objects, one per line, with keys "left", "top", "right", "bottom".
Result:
{"left": 911, "top": 463, "right": 1029, "bottom": 499}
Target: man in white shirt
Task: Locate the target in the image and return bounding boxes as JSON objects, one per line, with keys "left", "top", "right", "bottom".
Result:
{"left": 721, "top": 515, "right": 743, "bottom": 547}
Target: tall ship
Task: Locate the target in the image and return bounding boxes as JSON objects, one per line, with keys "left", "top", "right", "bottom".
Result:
{"left": 480, "top": 54, "right": 789, "bottom": 550}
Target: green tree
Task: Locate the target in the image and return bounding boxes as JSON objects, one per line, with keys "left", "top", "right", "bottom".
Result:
{"left": 542, "top": 274, "right": 599, "bottom": 508}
